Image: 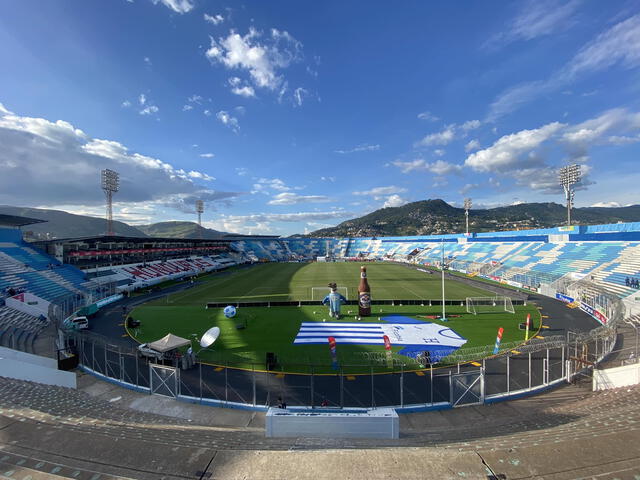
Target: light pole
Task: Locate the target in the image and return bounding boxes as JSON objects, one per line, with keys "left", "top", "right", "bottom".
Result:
{"left": 441, "top": 239, "right": 447, "bottom": 322}
{"left": 463, "top": 198, "right": 472, "bottom": 236}
{"left": 101, "top": 169, "right": 119, "bottom": 236}
{"left": 559, "top": 164, "right": 581, "bottom": 226}
{"left": 195, "top": 200, "right": 204, "bottom": 240}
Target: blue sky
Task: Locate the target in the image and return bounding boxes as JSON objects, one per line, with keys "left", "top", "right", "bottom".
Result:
{"left": 0, "top": 0, "right": 639, "bottom": 235}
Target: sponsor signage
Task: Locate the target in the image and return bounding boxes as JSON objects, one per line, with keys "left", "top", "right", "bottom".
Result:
{"left": 68, "top": 246, "right": 226, "bottom": 257}
{"left": 556, "top": 293, "right": 574, "bottom": 303}
{"left": 96, "top": 293, "right": 124, "bottom": 309}
{"left": 579, "top": 302, "right": 608, "bottom": 325}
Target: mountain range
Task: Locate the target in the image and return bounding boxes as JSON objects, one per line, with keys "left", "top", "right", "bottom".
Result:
{"left": 307, "top": 199, "right": 640, "bottom": 237}
{"left": 0, "top": 206, "right": 227, "bottom": 240}
{"left": 2, "top": 201, "right": 639, "bottom": 240}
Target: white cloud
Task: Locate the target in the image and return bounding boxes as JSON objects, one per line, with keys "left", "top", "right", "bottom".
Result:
{"left": 206, "top": 27, "right": 302, "bottom": 91}
{"left": 320, "top": 176, "right": 336, "bottom": 182}
{"left": 415, "top": 125, "right": 455, "bottom": 147}
{"left": 465, "top": 139, "right": 481, "bottom": 152}
{"left": 235, "top": 167, "right": 249, "bottom": 176}
{"left": 151, "top": 0, "right": 194, "bottom": 14}
{"left": 433, "top": 149, "right": 445, "bottom": 157}
{"left": 459, "top": 183, "right": 479, "bottom": 195}
{"left": 182, "top": 104, "right": 193, "bottom": 111}
{"left": 562, "top": 108, "right": 640, "bottom": 154}
{"left": 417, "top": 111, "right": 439, "bottom": 122}
{"left": 0, "top": 103, "right": 238, "bottom": 211}
{"left": 465, "top": 122, "right": 565, "bottom": 172}
{"left": 144, "top": 57, "right": 152, "bottom": 67}
{"left": 484, "top": 0, "right": 582, "bottom": 49}
{"left": 137, "top": 93, "right": 158, "bottom": 116}
{"left": 267, "top": 192, "right": 331, "bottom": 205}
{"left": 391, "top": 159, "right": 462, "bottom": 175}
{"left": 383, "top": 194, "right": 408, "bottom": 208}
{"left": 139, "top": 105, "right": 159, "bottom": 116}
{"left": 121, "top": 100, "right": 131, "bottom": 108}
{"left": 293, "top": 87, "right": 308, "bottom": 107}
{"left": 199, "top": 153, "right": 215, "bottom": 158}
{"left": 488, "top": 14, "right": 640, "bottom": 121}
{"left": 204, "top": 13, "right": 224, "bottom": 25}
{"left": 187, "top": 171, "right": 215, "bottom": 181}
{"left": 228, "top": 77, "right": 256, "bottom": 98}
{"left": 334, "top": 144, "right": 380, "bottom": 154}
{"left": 206, "top": 210, "right": 352, "bottom": 235}
{"left": 591, "top": 201, "right": 621, "bottom": 208}
{"left": 203, "top": 109, "right": 212, "bottom": 116}
{"left": 251, "top": 178, "right": 292, "bottom": 194}
{"left": 216, "top": 110, "right": 240, "bottom": 133}
{"left": 461, "top": 119, "right": 481, "bottom": 131}
{"left": 353, "top": 186, "right": 407, "bottom": 200}
{"left": 187, "top": 94, "right": 203, "bottom": 104}
{"left": 561, "top": 14, "right": 640, "bottom": 81}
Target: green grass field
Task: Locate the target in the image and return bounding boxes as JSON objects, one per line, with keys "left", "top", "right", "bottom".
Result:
{"left": 130, "top": 262, "right": 540, "bottom": 373}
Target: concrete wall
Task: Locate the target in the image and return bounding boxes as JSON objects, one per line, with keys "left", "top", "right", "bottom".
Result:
{"left": 265, "top": 407, "right": 399, "bottom": 439}
{"left": 593, "top": 362, "right": 640, "bottom": 391}
{"left": 6, "top": 292, "right": 50, "bottom": 318}
{"left": 0, "top": 346, "right": 76, "bottom": 389}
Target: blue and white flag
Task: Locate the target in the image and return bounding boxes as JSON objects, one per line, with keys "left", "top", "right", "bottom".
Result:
{"left": 293, "top": 316, "right": 467, "bottom": 361}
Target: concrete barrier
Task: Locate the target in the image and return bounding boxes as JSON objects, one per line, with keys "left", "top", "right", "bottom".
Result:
{"left": 0, "top": 346, "right": 76, "bottom": 388}
{"left": 593, "top": 362, "right": 640, "bottom": 391}
{"left": 265, "top": 407, "right": 399, "bottom": 439}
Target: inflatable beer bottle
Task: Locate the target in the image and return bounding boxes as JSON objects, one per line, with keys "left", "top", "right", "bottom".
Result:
{"left": 358, "top": 265, "right": 371, "bottom": 317}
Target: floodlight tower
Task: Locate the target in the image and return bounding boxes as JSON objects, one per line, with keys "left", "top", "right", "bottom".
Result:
{"left": 463, "top": 198, "right": 472, "bottom": 235}
{"left": 559, "top": 164, "right": 581, "bottom": 226}
{"left": 101, "top": 169, "right": 119, "bottom": 236}
{"left": 195, "top": 200, "right": 204, "bottom": 239}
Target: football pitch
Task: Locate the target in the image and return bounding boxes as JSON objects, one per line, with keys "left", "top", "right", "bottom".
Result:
{"left": 129, "top": 262, "right": 539, "bottom": 373}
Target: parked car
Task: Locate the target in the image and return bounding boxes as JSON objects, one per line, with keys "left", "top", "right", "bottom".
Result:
{"left": 69, "top": 316, "right": 89, "bottom": 330}
{"left": 137, "top": 343, "right": 164, "bottom": 360}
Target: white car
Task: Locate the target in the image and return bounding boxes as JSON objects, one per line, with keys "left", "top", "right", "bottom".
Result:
{"left": 136, "top": 343, "right": 164, "bottom": 360}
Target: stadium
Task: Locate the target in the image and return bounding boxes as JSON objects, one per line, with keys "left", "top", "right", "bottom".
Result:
{"left": 1, "top": 209, "right": 640, "bottom": 477}
{"left": 2, "top": 2, "right": 640, "bottom": 479}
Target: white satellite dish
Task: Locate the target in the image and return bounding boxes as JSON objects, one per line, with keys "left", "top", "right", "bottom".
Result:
{"left": 200, "top": 326, "right": 220, "bottom": 348}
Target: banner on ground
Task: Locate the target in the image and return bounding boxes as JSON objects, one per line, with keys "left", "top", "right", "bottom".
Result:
{"left": 294, "top": 316, "right": 467, "bottom": 361}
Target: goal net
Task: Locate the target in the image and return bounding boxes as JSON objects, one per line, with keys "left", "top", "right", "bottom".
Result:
{"left": 466, "top": 296, "right": 515, "bottom": 315}
{"left": 311, "top": 286, "right": 349, "bottom": 301}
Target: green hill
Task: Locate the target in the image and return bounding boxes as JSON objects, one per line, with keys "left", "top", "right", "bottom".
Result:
{"left": 308, "top": 199, "right": 640, "bottom": 237}
{"left": 136, "top": 221, "right": 228, "bottom": 239}
{"left": 0, "top": 205, "right": 147, "bottom": 239}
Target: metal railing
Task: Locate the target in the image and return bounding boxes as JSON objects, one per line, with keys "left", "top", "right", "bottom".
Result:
{"left": 62, "top": 264, "right": 628, "bottom": 410}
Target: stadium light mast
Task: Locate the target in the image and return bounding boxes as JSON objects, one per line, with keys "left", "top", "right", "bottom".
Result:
{"left": 559, "top": 164, "right": 581, "bottom": 226}
{"left": 463, "top": 198, "right": 472, "bottom": 236}
{"left": 195, "top": 200, "right": 204, "bottom": 240}
{"left": 101, "top": 169, "right": 119, "bottom": 236}
{"left": 441, "top": 239, "right": 447, "bottom": 322}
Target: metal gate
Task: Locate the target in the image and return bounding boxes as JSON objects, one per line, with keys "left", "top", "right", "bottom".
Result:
{"left": 451, "top": 370, "right": 484, "bottom": 407}
{"left": 150, "top": 364, "right": 179, "bottom": 398}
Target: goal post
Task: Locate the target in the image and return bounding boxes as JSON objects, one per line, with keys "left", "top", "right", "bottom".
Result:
{"left": 311, "top": 286, "right": 349, "bottom": 301}
{"left": 466, "top": 296, "right": 515, "bottom": 315}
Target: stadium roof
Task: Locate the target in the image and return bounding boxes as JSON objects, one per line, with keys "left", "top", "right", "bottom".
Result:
{"left": 0, "top": 214, "right": 47, "bottom": 228}
{"left": 34, "top": 235, "right": 234, "bottom": 244}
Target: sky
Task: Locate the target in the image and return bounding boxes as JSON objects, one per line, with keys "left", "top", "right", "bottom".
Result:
{"left": 0, "top": 0, "right": 639, "bottom": 236}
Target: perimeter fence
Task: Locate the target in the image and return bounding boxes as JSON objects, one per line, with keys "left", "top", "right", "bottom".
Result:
{"left": 65, "top": 280, "right": 624, "bottom": 409}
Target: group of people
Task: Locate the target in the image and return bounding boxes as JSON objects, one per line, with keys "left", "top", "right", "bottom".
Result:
{"left": 625, "top": 277, "right": 640, "bottom": 289}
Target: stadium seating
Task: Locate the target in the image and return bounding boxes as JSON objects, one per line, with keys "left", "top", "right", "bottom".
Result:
{"left": 0, "top": 305, "right": 48, "bottom": 352}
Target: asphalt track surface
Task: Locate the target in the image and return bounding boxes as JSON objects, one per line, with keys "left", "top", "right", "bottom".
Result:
{"left": 85, "top": 275, "right": 600, "bottom": 409}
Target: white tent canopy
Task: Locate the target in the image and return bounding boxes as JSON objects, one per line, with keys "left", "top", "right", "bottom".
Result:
{"left": 147, "top": 333, "right": 191, "bottom": 353}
